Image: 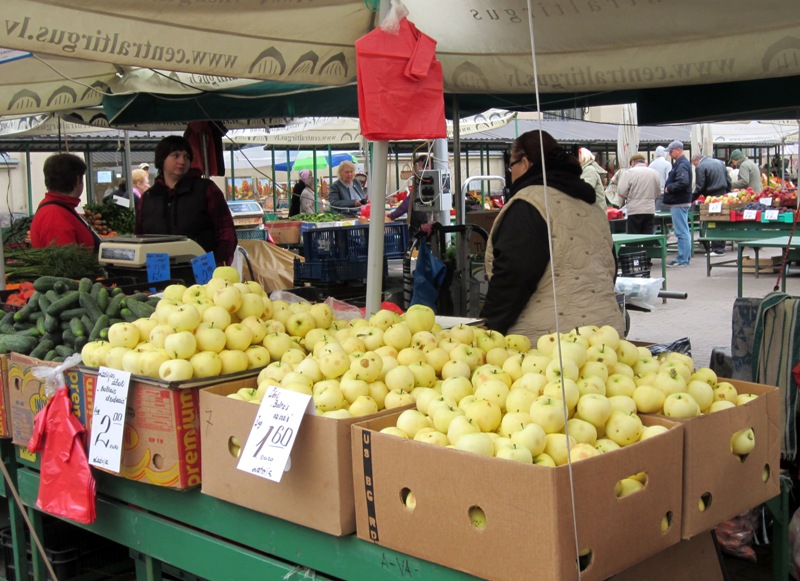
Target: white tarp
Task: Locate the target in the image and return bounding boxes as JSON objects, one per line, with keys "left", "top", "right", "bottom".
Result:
{"left": 0, "top": 0, "right": 799, "bottom": 116}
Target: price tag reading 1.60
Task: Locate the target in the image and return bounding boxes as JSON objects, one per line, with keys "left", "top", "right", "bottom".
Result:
{"left": 88, "top": 367, "right": 131, "bottom": 474}
{"left": 237, "top": 385, "right": 314, "bottom": 482}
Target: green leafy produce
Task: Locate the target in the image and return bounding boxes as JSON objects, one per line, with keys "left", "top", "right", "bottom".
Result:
{"left": 287, "top": 212, "right": 346, "bottom": 222}
{"left": 4, "top": 245, "right": 102, "bottom": 282}
{"left": 84, "top": 200, "right": 135, "bottom": 235}
{"left": 3, "top": 216, "right": 33, "bottom": 245}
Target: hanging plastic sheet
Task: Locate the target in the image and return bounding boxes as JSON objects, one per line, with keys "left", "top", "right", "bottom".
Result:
{"left": 410, "top": 241, "right": 446, "bottom": 310}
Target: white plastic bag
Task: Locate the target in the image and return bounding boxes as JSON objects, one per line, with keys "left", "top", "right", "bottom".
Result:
{"left": 324, "top": 297, "right": 363, "bottom": 321}
{"left": 32, "top": 353, "right": 83, "bottom": 398}
{"left": 615, "top": 277, "right": 664, "bottom": 311}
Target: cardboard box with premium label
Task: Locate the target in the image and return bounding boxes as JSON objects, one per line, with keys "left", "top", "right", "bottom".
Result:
{"left": 200, "top": 381, "right": 406, "bottom": 536}
{"left": 352, "top": 413, "right": 684, "bottom": 581}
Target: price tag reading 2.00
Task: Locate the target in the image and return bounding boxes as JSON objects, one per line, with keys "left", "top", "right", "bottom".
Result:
{"left": 237, "top": 385, "right": 314, "bottom": 482}
{"left": 88, "top": 367, "right": 131, "bottom": 473}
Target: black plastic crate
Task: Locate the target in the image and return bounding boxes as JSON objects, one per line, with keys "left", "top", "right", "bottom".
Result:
{"left": 294, "top": 257, "right": 387, "bottom": 283}
{"left": 1, "top": 517, "right": 130, "bottom": 580}
{"left": 303, "top": 224, "right": 409, "bottom": 262}
{"left": 617, "top": 250, "right": 650, "bottom": 277}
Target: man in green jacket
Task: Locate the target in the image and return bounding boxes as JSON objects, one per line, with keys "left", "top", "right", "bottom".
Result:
{"left": 729, "top": 150, "right": 763, "bottom": 193}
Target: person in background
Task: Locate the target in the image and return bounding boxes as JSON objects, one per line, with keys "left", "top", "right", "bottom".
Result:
{"left": 136, "top": 135, "right": 237, "bottom": 266}
{"left": 355, "top": 172, "right": 368, "bottom": 197}
{"left": 103, "top": 178, "right": 127, "bottom": 202}
{"left": 578, "top": 148, "right": 608, "bottom": 209}
{"left": 663, "top": 140, "right": 693, "bottom": 268}
{"left": 729, "top": 149, "right": 763, "bottom": 193}
{"left": 131, "top": 168, "right": 150, "bottom": 205}
{"left": 139, "top": 162, "right": 151, "bottom": 173}
{"left": 480, "top": 130, "right": 624, "bottom": 341}
{"left": 289, "top": 170, "right": 312, "bottom": 217}
{"left": 297, "top": 170, "right": 319, "bottom": 214}
{"left": 328, "top": 160, "right": 366, "bottom": 217}
{"left": 616, "top": 153, "right": 661, "bottom": 235}
{"left": 30, "top": 153, "right": 100, "bottom": 250}
{"left": 649, "top": 145, "right": 672, "bottom": 211}
{"left": 387, "top": 155, "right": 430, "bottom": 236}
{"left": 693, "top": 153, "right": 731, "bottom": 256}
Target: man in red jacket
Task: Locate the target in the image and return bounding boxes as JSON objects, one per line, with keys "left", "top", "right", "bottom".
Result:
{"left": 30, "top": 153, "right": 99, "bottom": 250}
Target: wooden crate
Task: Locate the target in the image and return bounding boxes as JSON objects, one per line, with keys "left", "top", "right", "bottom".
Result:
{"left": 741, "top": 255, "right": 782, "bottom": 274}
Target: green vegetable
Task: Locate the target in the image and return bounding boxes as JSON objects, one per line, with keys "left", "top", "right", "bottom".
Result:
{"left": 88, "top": 315, "right": 110, "bottom": 342}
{"left": 105, "top": 294, "right": 125, "bottom": 318}
{"left": 0, "top": 335, "right": 38, "bottom": 354}
{"left": 78, "top": 278, "right": 94, "bottom": 294}
{"left": 120, "top": 308, "right": 137, "bottom": 322}
{"left": 33, "top": 276, "right": 80, "bottom": 293}
{"left": 127, "top": 299, "right": 156, "bottom": 319}
{"left": 79, "top": 293, "right": 104, "bottom": 322}
{"left": 69, "top": 318, "right": 85, "bottom": 338}
{"left": 59, "top": 308, "right": 87, "bottom": 321}
{"left": 30, "top": 339, "right": 56, "bottom": 360}
{"left": 46, "top": 291, "right": 81, "bottom": 316}
{"left": 44, "top": 314, "right": 60, "bottom": 334}
{"left": 35, "top": 316, "right": 47, "bottom": 336}
{"left": 97, "top": 287, "right": 110, "bottom": 312}
{"left": 55, "top": 345, "right": 75, "bottom": 358}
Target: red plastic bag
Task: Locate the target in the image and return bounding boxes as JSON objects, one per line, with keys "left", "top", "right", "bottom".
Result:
{"left": 356, "top": 16, "right": 446, "bottom": 141}
{"left": 28, "top": 356, "right": 96, "bottom": 524}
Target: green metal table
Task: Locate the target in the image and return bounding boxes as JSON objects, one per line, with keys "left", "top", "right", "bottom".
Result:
{"left": 736, "top": 235, "right": 800, "bottom": 297}
{"left": 699, "top": 220, "right": 796, "bottom": 277}
{"left": 612, "top": 233, "right": 667, "bottom": 288}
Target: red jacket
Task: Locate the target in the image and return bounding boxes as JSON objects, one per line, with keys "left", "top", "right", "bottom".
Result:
{"left": 30, "top": 192, "right": 96, "bottom": 249}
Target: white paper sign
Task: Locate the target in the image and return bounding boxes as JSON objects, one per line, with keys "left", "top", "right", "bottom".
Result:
{"left": 760, "top": 197, "right": 773, "bottom": 206}
{"left": 114, "top": 196, "right": 131, "bottom": 208}
{"left": 88, "top": 367, "right": 131, "bottom": 473}
{"left": 743, "top": 209, "right": 757, "bottom": 220}
{"left": 237, "top": 385, "right": 314, "bottom": 482}
{"left": 764, "top": 209, "right": 779, "bottom": 221}
{"left": 708, "top": 202, "right": 722, "bottom": 213}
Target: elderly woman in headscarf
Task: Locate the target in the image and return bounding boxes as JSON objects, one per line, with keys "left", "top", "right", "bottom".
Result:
{"left": 578, "top": 148, "right": 608, "bottom": 209}
{"left": 289, "top": 170, "right": 313, "bottom": 217}
{"left": 297, "top": 170, "right": 320, "bottom": 214}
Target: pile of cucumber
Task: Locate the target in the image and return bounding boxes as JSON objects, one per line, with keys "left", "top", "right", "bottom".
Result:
{"left": 0, "top": 276, "right": 159, "bottom": 361}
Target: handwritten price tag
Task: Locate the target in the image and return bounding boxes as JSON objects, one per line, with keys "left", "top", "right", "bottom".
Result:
{"left": 759, "top": 198, "right": 773, "bottom": 206}
{"left": 708, "top": 202, "right": 722, "bottom": 213}
{"left": 237, "top": 385, "right": 314, "bottom": 482}
{"left": 146, "top": 253, "right": 171, "bottom": 283}
{"left": 191, "top": 252, "right": 216, "bottom": 285}
{"left": 764, "top": 209, "right": 779, "bottom": 221}
{"left": 743, "top": 209, "right": 757, "bottom": 220}
{"left": 88, "top": 367, "right": 131, "bottom": 473}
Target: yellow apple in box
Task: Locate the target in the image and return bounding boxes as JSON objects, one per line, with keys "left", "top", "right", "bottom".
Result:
{"left": 604, "top": 410, "right": 643, "bottom": 446}
{"left": 224, "top": 323, "right": 254, "bottom": 351}
{"left": 639, "top": 425, "right": 669, "bottom": 441}
{"left": 308, "top": 302, "right": 334, "bottom": 329}
{"left": 654, "top": 368, "right": 687, "bottom": 396}
{"left": 262, "top": 332, "right": 293, "bottom": 361}
{"left": 687, "top": 380, "right": 715, "bottom": 413}
{"left": 140, "top": 350, "right": 170, "bottom": 378}
{"left": 159, "top": 358, "right": 194, "bottom": 381}
{"left": 690, "top": 367, "right": 718, "bottom": 387}
{"left": 580, "top": 361, "right": 609, "bottom": 383}
{"left": 454, "top": 432, "right": 494, "bottom": 457}
{"left": 520, "top": 354, "right": 551, "bottom": 376}
{"left": 610, "top": 362, "right": 635, "bottom": 378}
{"left": 384, "top": 388, "right": 415, "bottom": 409}
{"left": 80, "top": 340, "right": 107, "bottom": 368}
{"left": 714, "top": 381, "right": 739, "bottom": 403}
{"left": 555, "top": 340, "right": 587, "bottom": 367}
{"left": 577, "top": 376, "right": 606, "bottom": 397}
{"left": 498, "top": 411, "right": 531, "bottom": 437}
{"left": 440, "top": 376, "right": 473, "bottom": 404}
{"left": 108, "top": 322, "right": 140, "bottom": 349}
{"left": 382, "top": 323, "right": 412, "bottom": 350}
{"left": 432, "top": 405, "right": 465, "bottom": 433}
{"left": 449, "top": 324, "right": 475, "bottom": 345}
{"left": 403, "top": 304, "right": 435, "bottom": 334}
{"left": 427, "top": 395, "right": 458, "bottom": 418}
{"left": 731, "top": 427, "right": 756, "bottom": 455}
{"left": 449, "top": 344, "right": 484, "bottom": 371}
{"left": 367, "top": 380, "right": 388, "bottom": 408}
{"left": 660, "top": 358, "right": 692, "bottom": 383}
{"left": 615, "top": 478, "right": 645, "bottom": 498}
{"left": 632, "top": 384, "right": 665, "bottom": 414}
{"left": 212, "top": 266, "right": 239, "bottom": 284}
{"left": 368, "top": 309, "right": 399, "bottom": 331}
{"left": 575, "top": 393, "right": 612, "bottom": 429}
{"left": 586, "top": 343, "right": 618, "bottom": 368}
{"left": 384, "top": 365, "right": 416, "bottom": 393}
{"left": 446, "top": 415, "right": 480, "bottom": 445}
{"left": 317, "top": 350, "right": 349, "bottom": 380}
{"left": 339, "top": 374, "right": 370, "bottom": 404}
{"left": 464, "top": 399, "right": 502, "bottom": 432}
{"left": 474, "top": 379, "right": 510, "bottom": 411}
{"left": 569, "top": 442, "right": 600, "bottom": 462}
{"left": 510, "top": 422, "right": 547, "bottom": 456}
{"left": 533, "top": 453, "right": 556, "bottom": 467}
{"left": 566, "top": 418, "right": 597, "bottom": 445}
{"left": 395, "top": 409, "right": 431, "bottom": 439}
{"left": 594, "top": 438, "right": 621, "bottom": 454}
{"left": 194, "top": 323, "right": 227, "bottom": 353}
{"left": 589, "top": 325, "right": 620, "bottom": 349}
{"left": 543, "top": 378, "right": 579, "bottom": 412}
{"left": 380, "top": 426, "right": 408, "bottom": 438}
{"left": 472, "top": 364, "right": 512, "bottom": 388}
{"left": 536, "top": 332, "right": 559, "bottom": 355}
{"left": 608, "top": 395, "right": 637, "bottom": 415}
{"left": 313, "top": 383, "right": 346, "bottom": 412}
{"left": 529, "top": 396, "right": 566, "bottom": 434}
{"left": 545, "top": 433, "right": 577, "bottom": 466}
{"left": 281, "top": 349, "right": 306, "bottom": 366}
{"left": 505, "top": 386, "right": 539, "bottom": 414}
{"left": 236, "top": 294, "right": 266, "bottom": 321}
{"left": 285, "top": 312, "right": 315, "bottom": 338}
{"left": 505, "top": 334, "right": 531, "bottom": 353}
{"left": 164, "top": 330, "right": 197, "bottom": 360}
{"left": 495, "top": 443, "right": 533, "bottom": 464}
{"left": 219, "top": 349, "right": 249, "bottom": 375}
{"left": 736, "top": 393, "right": 759, "bottom": 406}
{"left": 350, "top": 352, "right": 383, "bottom": 383}
{"left": 213, "top": 285, "right": 243, "bottom": 314}
{"left": 615, "top": 340, "right": 639, "bottom": 367}
{"left": 258, "top": 361, "right": 293, "bottom": 384}
{"left": 545, "top": 358, "right": 579, "bottom": 382}
{"left": 245, "top": 345, "right": 271, "bottom": 369}
{"left": 189, "top": 351, "right": 223, "bottom": 378}
{"left": 202, "top": 305, "right": 232, "bottom": 330}
{"left": 121, "top": 350, "right": 144, "bottom": 375}
{"left": 408, "top": 361, "right": 437, "bottom": 388}
{"left": 161, "top": 283, "right": 188, "bottom": 303}
{"left": 322, "top": 408, "right": 351, "bottom": 419}
{"left": 131, "top": 317, "right": 159, "bottom": 343}
{"left": 353, "top": 326, "right": 383, "bottom": 352}
{"left": 415, "top": 430, "right": 450, "bottom": 446}
{"left": 441, "top": 359, "right": 472, "bottom": 380}
{"left": 349, "top": 395, "right": 379, "bottom": 417}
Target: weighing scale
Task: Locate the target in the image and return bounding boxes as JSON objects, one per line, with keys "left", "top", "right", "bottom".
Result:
{"left": 98, "top": 235, "right": 206, "bottom": 284}
{"left": 227, "top": 200, "right": 265, "bottom": 229}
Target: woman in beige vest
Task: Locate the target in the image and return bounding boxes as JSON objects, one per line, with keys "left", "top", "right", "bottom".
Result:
{"left": 481, "top": 130, "right": 625, "bottom": 342}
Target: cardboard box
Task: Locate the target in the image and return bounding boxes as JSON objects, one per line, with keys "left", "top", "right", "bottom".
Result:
{"left": 266, "top": 221, "right": 301, "bottom": 245}
{"left": 8, "top": 354, "right": 80, "bottom": 446}
{"left": 466, "top": 210, "right": 499, "bottom": 254}
{"left": 0, "top": 354, "right": 10, "bottom": 438}
{"left": 668, "top": 378, "right": 781, "bottom": 539}
{"left": 353, "top": 414, "right": 684, "bottom": 581}
{"left": 200, "top": 382, "right": 404, "bottom": 536}
{"left": 741, "top": 255, "right": 782, "bottom": 274}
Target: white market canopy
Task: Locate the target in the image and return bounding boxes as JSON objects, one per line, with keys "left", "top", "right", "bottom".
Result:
{"left": 0, "top": 1, "right": 798, "bottom": 123}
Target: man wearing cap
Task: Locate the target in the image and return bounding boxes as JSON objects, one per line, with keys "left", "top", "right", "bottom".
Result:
{"left": 617, "top": 153, "right": 661, "bottom": 235}
{"left": 729, "top": 150, "right": 763, "bottom": 193}
{"left": 649, "top": 146, "right": 671, "bottom": 211}
{"left": 693, "top": 153, "right": 731, "bottom": 256}
{"left": 663, "top": 140, "right": 692, "bottom": 267}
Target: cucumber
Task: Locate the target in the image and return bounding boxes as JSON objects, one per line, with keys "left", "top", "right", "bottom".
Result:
{"left": 69, "top": 318, "right": 85, "bottom": 338}
{"left": 81, "top": 315, "right": 93, "bottom": 335}
{"left": 44, "top": 349, "right": 58, "bottom": 361}
{"left": 35, "top": 316, "right": 46, "bottom": 336}
{"left": 27, "top": 311, "right": 44, "bottom": 322}
{"left": 0, "top": 311, "right": 14, "bottom": 327}
{"left": 97, "top": 287, "right": 110, "bottom": 312}
{"left": 88, "top": 315, "right": 110, "bottom": 342}
{"left": 126, "top": 293, "right": 150, "bottom": 303}
{"left": 44, "top": 314, "right": 60, "bottom": 334}
{"left": 45, "top": 290, "right": 60, "bottom": 304}
{"left": 46, "top": 291, "right": 81, "bottom": 316}
{"left": 13, "top": 305, "right": 33, "bottom": 322}
{"left": 30, "top": 339, "right": 56, "bottom": 360}
{"left": 17, "top": 327, "right": 40, "bottom": 338}
{"left": 127, "top": 299, "right": 156, "bottom": 319}
{"left": 78, "top": 278, "right": 94, "bottom": 294}
{"left": 74, "top": 336, "right": 87, "bottom": 353}
{"left": 90, "top": 282, "right": 103, "bottom": 300}
{"left": 0, "top": 324, "right": 14, "bottom": 335}
{"left": 33, "top": 276, "right": 79, "bottom": 293}
{"left": 79, "top": 293, "right": 104, "bottom": 322}
{"left": 53, "top": 280, "right": 69, "bottom": 294}
{"left": 0, "top": 334, "right": 38, "bottom": 354}
{"left": 105, "top": 294, "right": 125, "bottom": 318}
{"left": 62, "top": 328, "right": 76, "bottom": 347}
{"left": 59, "top": 308, "right": 87, "bottom": 321}
{"left": 120, "top": 308, "right": 137, "bottom": 322}
{"left": 41, "top": 333, "right": 61, "bottom": 345}
{"left": 37, "top": 293, "right": 51, "bottom": 314}
{"left": 55, "top": 345, "right": 75, "bottom": 358}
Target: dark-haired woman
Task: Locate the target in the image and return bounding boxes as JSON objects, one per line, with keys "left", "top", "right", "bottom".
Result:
{"left": 135, "top": 135, "right": 237, "bottom": 266}
{"left": 480, "top": 130, "right": 624, "bottom": 341}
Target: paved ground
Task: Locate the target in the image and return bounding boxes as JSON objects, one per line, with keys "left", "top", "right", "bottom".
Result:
{"left": 625, "top": 242, "right": 797, "bottom": 371}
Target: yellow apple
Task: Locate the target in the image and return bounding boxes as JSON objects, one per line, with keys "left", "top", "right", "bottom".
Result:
{"left": 569, "top": 442, "right": 600, "bottom": 462}
{"left": 383, "top": 388, "right": 415, "bottom": 409}
{"left": 632, "top": 384, "right": 665, "bottom": 414}
{"left": 164, "top": 330, "right": 197, "bottom": 360}
{"left": 213, "top": 285, "right": 243, "bottom": 314}
{"left": 566, "top": 418, "right": 597, "bottom": 445}
{"left": 224, "top": 323, "right": 254, "bottom": 351}
{"left": 245, "top": 345, "right": 271, "bottom": 369}
{"left": 529, "top": 396, "right": 567, "bottom": 434}
{"left": 309, "top": 303, "right": 334, "bottom": 329}
{"left": 604, "top": 410, "right": 643, "bottom": 446}
{"left": 731, "top": 427, "right": 756, "bottom": 455}
{"left": 395, "top": 409, "right": 432, "bottom": 438}
{"left": 189, "top": 351, "right": 223, "bottom": 378}
{"left": 349, "top": 395, "right": 379, "bottom": 417}
{"left": 545, "top": 432, "right": 577, "bottom": 466}
{"left": 454, "top": 432, "right": 494, "bottom": 456}
{"left": 464, "top": 399, "right": 502, "bottom": 432}
{"left": 218, "top": 349, "right": 250, "bottom": 375}
{"left": 159, "top": 358, "right": 194, "bottom": 381}
{"left": 510, "top": 422, "right": 547, "bottom": 456}
{"left": 108, "top": 322, "right": 140, "bottom": 349}
{"left": 639, "top": 425, "right": 669, "bottom": 441}
{"left": 212, "top": 266, "right": 240, "bottom": 284}
{"left": 314, "top": 383, "right": 346, "bottom": 412}
{"left": 495, "top": 443, "right": 533, "bottom": 464}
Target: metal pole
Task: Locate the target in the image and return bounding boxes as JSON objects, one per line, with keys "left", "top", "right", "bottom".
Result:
{"left": 124, "top": 131, "right": 134, "bottom": 208}
{"left": 365, "top": 141, "right": 388, "bottom": 316}
{"left": 271, "top": 148, "right": 277, "bottom": 214}
{"left": 452, "top": 95, "right": 463, "bottom": 226}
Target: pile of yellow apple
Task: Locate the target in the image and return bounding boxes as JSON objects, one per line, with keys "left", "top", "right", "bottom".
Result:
{"left": 376, "top": 326, "right": 759, "bottom": 466}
